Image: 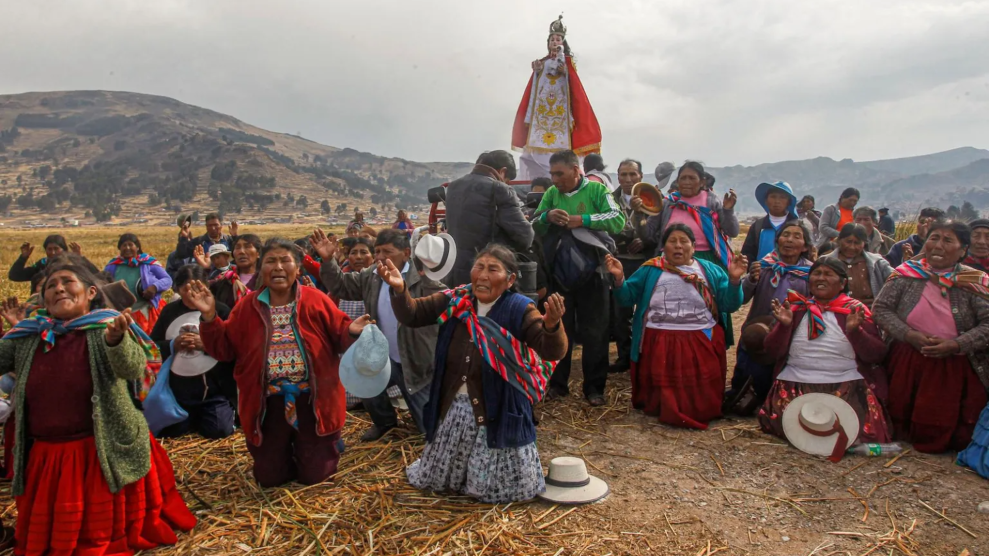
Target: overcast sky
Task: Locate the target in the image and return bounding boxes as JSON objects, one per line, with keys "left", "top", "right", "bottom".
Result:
{"left": 2, "top": 0, "right": 987, "bottom": 169}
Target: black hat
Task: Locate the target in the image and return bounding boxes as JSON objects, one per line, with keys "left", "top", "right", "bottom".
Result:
{"left": 878, "top": 207, "right": 889, "bottom": 213}
{"left": 969, "top": 219, "right": 989, "bottom": 231}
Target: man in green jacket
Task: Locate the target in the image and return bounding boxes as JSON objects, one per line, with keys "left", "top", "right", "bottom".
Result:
{"left": 533, "top": 150, "right": 625, "bottom": 406}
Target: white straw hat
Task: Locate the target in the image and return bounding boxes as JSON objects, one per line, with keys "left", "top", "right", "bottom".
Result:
{"left": 414, "top": 233, "right": 457, "bottom": 282}
{"left": 781, "top": 393, "right": 859, "bottom": 461}
{"left": 538, "top": 457, "right": 610, "bottom": 505}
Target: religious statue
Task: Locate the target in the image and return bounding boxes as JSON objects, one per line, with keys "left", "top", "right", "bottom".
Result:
{"left": 512, "top": 15, "right": 602, "bottom": 180}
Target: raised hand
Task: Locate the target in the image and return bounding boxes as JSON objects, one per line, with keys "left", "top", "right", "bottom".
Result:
{"left": 229, "top": 220, "right": 239, "bottom": 237}
{"left": 193, "top": 245, "right": 210, "bottom": 269}
{"left": 348, "top": 314, "right": 376, "bottom": 337}
{"left": 105, "top": 309, "right": 134, "bottom": 347}
{"left": 629, "top": 196, "right": 644, "bottom": 212}
{"left": 723, "top": 189, "right": 738, "bottom": 210}
{"left": 0, "top": 296, "right": 25, "bottom": 327}
{"left": 728, "top": 253, "right": 749, "bottom": 283}
{"left": 376, "top": 259, "right": 406, "bottom": 292}
{"left": 902, "top": 242, "right": 916, "bottom": 261}
{"left": 179, "top": 221, "right": 193, "bottom": 240}
{"left": 771, "top": 298, "right": 793, "bottom": 327}
{"left": 69, "top": 241, "right": 83, "bottom": 255}
{"left": 187, "top": 280, "right": 217, "bottom": 321}
{"left": 845, "top": 305, "right": 865, "bottom": 333}
{"left": 19, "top": 242, "right": 33, "bottom": 260}
{"left": 543, "top": 293, "right": 565, "bottom": 329}
{"left": 920, "top": 336, "right": 960, "bottom": 358}
{"left": 176, "top": 332, "right": 204, "bottom": 353}
{"left": 747, "top": 260, "right": 762, "bottom": 284}
{"left": 309, "top": 228, "right": 337, "bottom": 261}
{"left": 299, "top": 275, "right": 315, "bottom": 288}
{"left": 604, "top": 254, "right": 625, "bottom": 284}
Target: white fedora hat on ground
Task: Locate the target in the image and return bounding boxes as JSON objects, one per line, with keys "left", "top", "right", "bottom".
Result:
{"left": 538, "top": 457, "right": 610, "bottom": 505}
{"left": 414, "top": 233, "right": 457, "bottom": 282}
{"left": 782, "top": 393, "right": 859, "bottom": 462}
{"left": 339, "top": 324, "right": 391, "bottom": 398}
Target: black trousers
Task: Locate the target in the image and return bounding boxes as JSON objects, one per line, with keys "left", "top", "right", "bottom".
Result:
{"left": 361, "top": 361, "right": 429, "bottom": 433}
{"left": 609, "top": 257, "right": 644, "bottom": 369}
{"left": 159, "top": 369, "right": 237, "bottom": 439}
{"left": 549, "top": 276, "right": 611, "bottom": 397}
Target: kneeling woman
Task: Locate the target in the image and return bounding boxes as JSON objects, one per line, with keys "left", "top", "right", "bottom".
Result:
{"left": 195, "top": 239, "right": 369, "bottom": 487}
{"left": 1, "top": 255, "right": 195, "bottom": 554}
{"left": 383, "top": 244, "right": 567, "bottom": 503}
{"left": 757, "top": 258, "right": 891, "bottom": 444}
{"left": 150, "top": 264, "right": 237, "bottom": 439}
{"left": 873, "top": 220, "right": 989, "bottom": 452}
{"left": 607, "top": 224, "right": 747, "bottom": 429}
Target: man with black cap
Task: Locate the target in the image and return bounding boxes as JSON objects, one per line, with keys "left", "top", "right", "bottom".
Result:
{"left": 877, "top": 208, "right": 895, "bottom": 236}
{"left": 965, "top": 219, "right": 989, "bottom": 272}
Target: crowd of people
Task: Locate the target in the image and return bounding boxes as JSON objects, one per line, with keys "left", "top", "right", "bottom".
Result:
{"left": 0, "top": 149, "right": 988, "bottom": 552}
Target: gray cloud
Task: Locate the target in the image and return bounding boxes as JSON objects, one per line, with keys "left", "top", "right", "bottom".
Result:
{"left": 1, "top": 0, "right": 986, "bottom": 169}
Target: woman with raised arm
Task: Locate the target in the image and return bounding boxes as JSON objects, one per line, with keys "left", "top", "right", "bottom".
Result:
{"left": 384, "top": 244, "right": 568, "bottom": 502}
{"left": 873, "top": 220, "right": 989, "bottom": 452}
{"left": 607, "top": 223, "right": 747, "bottom": 429}
{"left": 193, "top": 238, "right": 371, "bottom": 487}
{"left": 0, "top": 255, "right": 195, "bottom": 554}
{"left": 757, "top": 258, "right": 891, "bottom": 446}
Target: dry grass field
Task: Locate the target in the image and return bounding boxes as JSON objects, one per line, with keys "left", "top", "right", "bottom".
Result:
{"left": 0, "top": 224, "right": 985, "bottom": 556}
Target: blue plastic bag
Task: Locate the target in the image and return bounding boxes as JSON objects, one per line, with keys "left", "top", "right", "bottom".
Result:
{"left": 143, "top": 339, "right": 189, "bottom": 436}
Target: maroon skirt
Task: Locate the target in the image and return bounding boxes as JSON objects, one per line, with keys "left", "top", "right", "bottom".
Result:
{"left": 15, "top": 433, "right": 196, "bottom": 556}
{"left": 886, "top": 341, "right": 988, "bottom": 453}
{"left": 631, "top": 327, "right": 726, "bottom": 429}
{"left": 758, "top": 379, "right": 892, "bottom": 444}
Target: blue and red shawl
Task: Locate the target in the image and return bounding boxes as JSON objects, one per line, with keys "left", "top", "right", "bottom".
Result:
{"left": 666, "top": 192, "right": 734, "bottom": 268}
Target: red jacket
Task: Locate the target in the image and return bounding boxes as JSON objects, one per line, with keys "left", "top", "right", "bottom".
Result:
{"left": 765, "top": 310, "right": 889, "bottom": 401}
{"left": 200, "top": 285, "right": 354, "bottom": 447}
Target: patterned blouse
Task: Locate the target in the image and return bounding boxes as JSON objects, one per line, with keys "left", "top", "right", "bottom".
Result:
{"left": 266, "top": 301, "right": 308, "bottom": 382}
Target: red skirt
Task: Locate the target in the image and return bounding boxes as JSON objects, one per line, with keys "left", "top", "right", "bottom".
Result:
{"left": 15, "top": 433, "right": 196, "bottom": 556}
{"left": 757, "top": 379, "right": 892, "bottom": 444}
{"left": 886, "top": 341, "right": 988, "bottom": 453}
{"left": 631, "top": 327, "right": 726, "bottom": 429}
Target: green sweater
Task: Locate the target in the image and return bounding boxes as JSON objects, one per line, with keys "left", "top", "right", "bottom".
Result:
{"left": 532, "top": 178, "right": 626, "bottom": 236}
{"left": 0, "top": 330, "right": 150, "bottom": 496}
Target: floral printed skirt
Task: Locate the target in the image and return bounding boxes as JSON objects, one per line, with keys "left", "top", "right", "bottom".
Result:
{"left": 406, "top": 394, "right": 545, "bottom": 504}
{"left": 757, "top": 379, "right": 891, "bottom": 444}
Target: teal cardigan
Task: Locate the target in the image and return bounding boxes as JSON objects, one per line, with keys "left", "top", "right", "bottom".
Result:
{"left": 613, "top": 258, "right": 743, "bottom": 362}
{"left": 0, "top": 330, "right": 150, "bottom": 496}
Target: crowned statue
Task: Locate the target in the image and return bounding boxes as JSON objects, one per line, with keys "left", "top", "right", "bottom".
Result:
{"left": 512, "top": 15, "right": 602, "bottom": 180}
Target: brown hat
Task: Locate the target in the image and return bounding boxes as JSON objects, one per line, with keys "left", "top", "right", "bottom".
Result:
{"left": 740, "top": 315, "right": 777, "bottom": 366}
{"left": 176, "top": 213, "right": 192, "bottom": 227}
{"left": 99, "top": 280, "right": 138, "bottom": 311}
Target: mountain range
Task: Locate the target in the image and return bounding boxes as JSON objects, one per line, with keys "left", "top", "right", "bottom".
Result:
{"left": 0, "top": 90, "right": 985, "bottom": 225}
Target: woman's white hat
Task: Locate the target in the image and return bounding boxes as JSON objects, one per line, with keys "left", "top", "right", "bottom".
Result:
{"left": 414, "top": 233, "right": 457, "bottom": 282}
{"left": 538, "top": 457, "right": 610, "bottom": 505}
{"left": 339, "top": 324, "right": 391, "bottom": 398}
{"left": 782, "top": 393, "right": 859, "bottom": 461}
